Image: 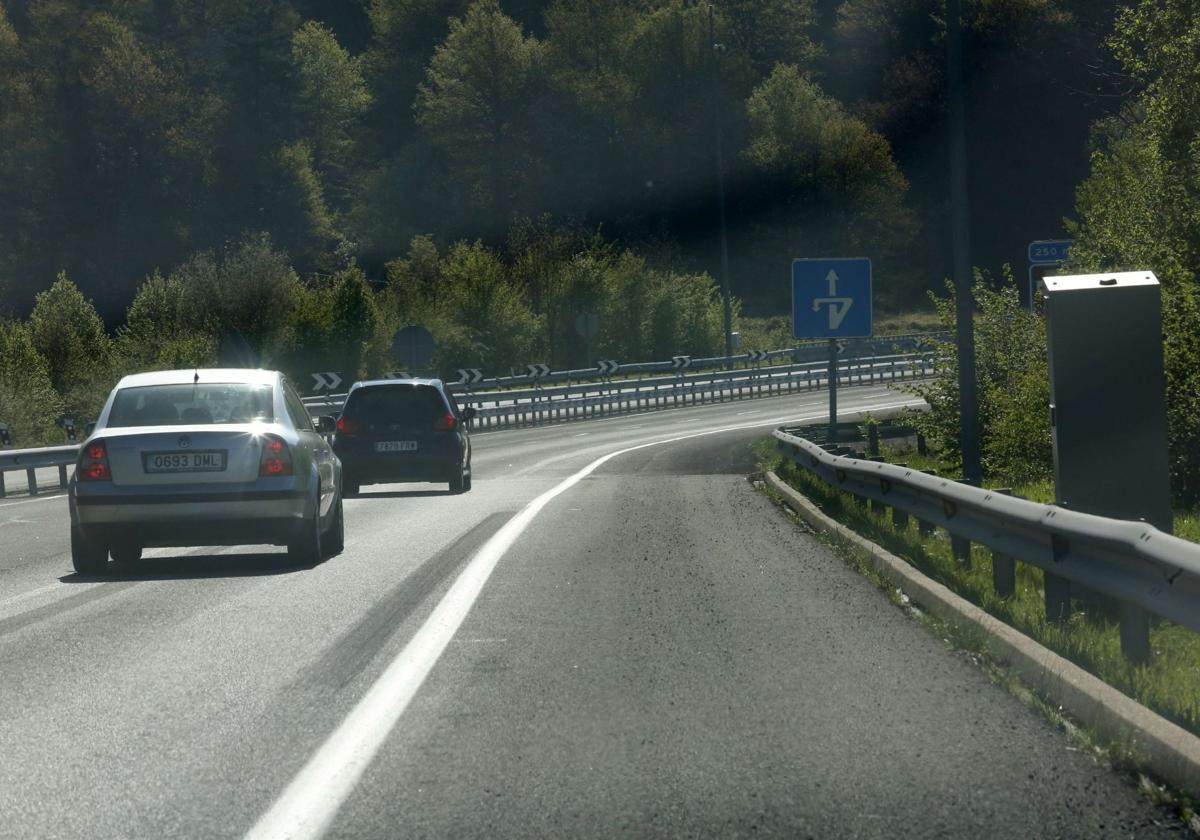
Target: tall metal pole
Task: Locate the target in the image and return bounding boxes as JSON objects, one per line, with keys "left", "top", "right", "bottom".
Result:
{"left": 828, "top": 339, "right": 839, "bottom": 443}
{"left": 947, "top": 0, "right": 982, "bottom": 485}
{"left": 710, "top": 4, "right": 733, "bottom": 362}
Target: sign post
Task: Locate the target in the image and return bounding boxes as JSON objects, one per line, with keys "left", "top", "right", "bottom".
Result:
{"left": 1027, "top": 239, "right": 1073, "bottom": 310}
{"left": 792, "top": 258, "right": 873, "bottom": 442}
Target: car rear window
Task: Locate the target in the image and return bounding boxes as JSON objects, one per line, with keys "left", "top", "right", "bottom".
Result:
{"left": 344, "top": 385, "right": 447, "bottom": 424}
{"left": 107, "top": 383, "right": 275, "bottom": 427}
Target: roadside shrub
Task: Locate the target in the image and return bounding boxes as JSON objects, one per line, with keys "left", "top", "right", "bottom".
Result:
{"left": 0, "top": 320, "right": 65, "bottom": 446}
{"left": 902, "top": 269, "right": 1051, "bottom": 486}
{"left": 27, "top": 273, "right": 115, "bottom": 424}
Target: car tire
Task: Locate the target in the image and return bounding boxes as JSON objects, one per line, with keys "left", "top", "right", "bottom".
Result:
{"left": 449, "top": 465, "right": 466, "bottom": 494}
{"left": 344, "top": 479, "right": 360, "bottom": 497}
{"left": 462, "top": 468, "right": 472, "bottom": 492}
{"left": 71, "top": 525, "right": 108, "bottom": 575}
{"left": 288, "top": 493, "right": 323, "bottom": 566}
{"left": 110, "top": 544, "right": 142, "bottom": 564}
{"left": 324, "top": 494, "right": 345, "bottom": 557}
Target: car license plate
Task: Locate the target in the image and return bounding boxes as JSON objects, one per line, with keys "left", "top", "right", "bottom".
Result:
{"left": 143, "top": 450, "right": 227, "bottom": 473}
{"left": 375, "top": 441, "right": 417, "bottom": 453}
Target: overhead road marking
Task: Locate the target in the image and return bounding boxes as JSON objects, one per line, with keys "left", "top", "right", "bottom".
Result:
{"left": 242, "top": 397, "right": 921, "bottom": 840}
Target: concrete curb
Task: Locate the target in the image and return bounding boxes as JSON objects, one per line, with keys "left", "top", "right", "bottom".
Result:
{"left": 766, "top": 469, "right": 1200, "bottom": 799}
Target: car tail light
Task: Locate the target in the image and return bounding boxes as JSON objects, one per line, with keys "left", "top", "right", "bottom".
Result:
{"left": 435, "top": 413, "right": 457, "bottom": 432}
{"left": 336, "top": 416, "right": 358, "bottom": 435}
{"left": 259, "top": 434, "right": 293, "bottom": 477}
{"left": 78, "top": 440, "right": 111, "bottom": 481}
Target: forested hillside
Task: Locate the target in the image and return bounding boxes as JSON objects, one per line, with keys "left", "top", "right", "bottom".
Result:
{"left": 1, "top": 0, "right": 1120, "bottom": 318}
{"left": 6, "top": 0, "right": 1198, "bottom": 458}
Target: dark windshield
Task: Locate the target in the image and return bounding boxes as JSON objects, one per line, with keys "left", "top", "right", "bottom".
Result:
{"left": 344, "top": 386, "right": 447, "bottom": 425}
{"left": 107, "top": 383, "right": 274, "bottom": 427}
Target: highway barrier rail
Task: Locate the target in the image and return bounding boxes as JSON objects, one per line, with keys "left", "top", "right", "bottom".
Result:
{"left": 0, "top": 340, "right": 939, "bottom": 497}
{"left": 773, "top": 426, "right": 1200, "bottom": 663}
{"left": 304, "top": 351, "right": 935, "bottom": 429}
{"left": 0, "top": 445, "right": 79, "bottom": 497}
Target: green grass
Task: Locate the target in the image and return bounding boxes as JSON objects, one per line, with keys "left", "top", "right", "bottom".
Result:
{"left": 757, "top": 441, "right": 1200, "bottom": 740}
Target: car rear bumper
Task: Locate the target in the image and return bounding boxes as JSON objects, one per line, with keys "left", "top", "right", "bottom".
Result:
{"left": 70, "top": 484, "right": 310, "bottom": 546}
{"left": 336, "top": 451, "right": 461, "bottom": 484}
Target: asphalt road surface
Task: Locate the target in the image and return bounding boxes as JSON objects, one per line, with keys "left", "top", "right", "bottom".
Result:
{"left": 0, "top": 384, "right": 1186, "bottom": 838}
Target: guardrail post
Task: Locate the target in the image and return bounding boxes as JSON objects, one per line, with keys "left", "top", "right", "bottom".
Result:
{"left": 58, "top": 464, "right": 68, "bottom": 488}
{"left": 0, "top": 472, "right": 5, "bottom": 498}
{"left": 991, "top": 489, "right": 1016, "bottom": 598}
{"left": 916, "top": 433, "right": 927, "bottom": 456}
{"left": 1046, "top": 535, "right": 1072, "bottom": 622}
{"left": 868, "top": 456, "right": 886, "bottom": 516}
{"left": 951, "top": 534, "right": 971, "bottom": 568}
{"left": 867, "top": 424, "right": 879, "bottom": 457}
{"left": 1120, "top": 602, "right": 1152, "bottom": 664}
{"left": 26, "top": 467, "right": 38, "bottom": 496}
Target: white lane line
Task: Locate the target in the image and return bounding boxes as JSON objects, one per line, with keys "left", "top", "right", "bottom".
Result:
{"left": 0, "top": 493, "right": 67, "bottom": 509}
{"left": 574, "top": 432, "right": 589, "bottom": 437}
{"left": 736, "top": 410, "right": 761, "bottom": 416}
{"left": 243, "top": 399, "right": 920, "bottom": 840}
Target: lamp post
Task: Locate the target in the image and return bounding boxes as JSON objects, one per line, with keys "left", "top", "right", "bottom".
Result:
{"left": 710, "top": 4, "right": 734, "bottom": 363}
{"left": 947, "top": 0, "right": 981, "bottom": 485}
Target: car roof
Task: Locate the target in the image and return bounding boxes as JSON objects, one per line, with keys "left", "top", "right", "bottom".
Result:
{"left": 348, "top": 377, "right": 444, "bottom": 391}
{"left": 115, "top": 368, "right": 280, "bottom": 389}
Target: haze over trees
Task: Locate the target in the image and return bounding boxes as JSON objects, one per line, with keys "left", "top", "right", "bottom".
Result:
{"left": 6, "top": 0, "right": 1200, "bottom": 502}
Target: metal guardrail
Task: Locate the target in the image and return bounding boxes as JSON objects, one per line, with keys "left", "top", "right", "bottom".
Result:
{"left": 303, "top": 352, "right": 935, "bottom": 428}
{"left": 438, "top": 332, "right": 946, "bottom": 391}
{"left": 0, "top": 445, "right": 79, "bottom": 497}
{"left": 0, "top": 347, "right": 937, "bottom": 498}
{"left": 773, "top": 427, "right": 1200, "bottom": 663}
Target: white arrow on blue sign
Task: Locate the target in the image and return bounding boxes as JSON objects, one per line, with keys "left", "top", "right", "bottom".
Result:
{"left": 792, "top": 258, "right": 872, "bottom": 339}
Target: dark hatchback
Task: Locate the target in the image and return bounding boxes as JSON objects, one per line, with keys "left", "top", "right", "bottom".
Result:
{"left": 332, "top": 379, "right": 475, "bottom": 495}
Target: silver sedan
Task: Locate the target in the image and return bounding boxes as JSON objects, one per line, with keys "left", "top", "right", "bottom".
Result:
{"left": 68, "top": 368, "right": 343, "bottom": 574}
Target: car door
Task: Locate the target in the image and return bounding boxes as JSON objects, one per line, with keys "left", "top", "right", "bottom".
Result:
{"left": 283, "top": 379, "right": 338, "bottom": 518}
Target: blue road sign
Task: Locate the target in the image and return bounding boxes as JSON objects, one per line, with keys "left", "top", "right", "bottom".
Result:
{"left": 1028, "top": 240, "right": 1072, "bottom": 264}
{"left": 792, "top": 258, "right": 873, "bottom": 339}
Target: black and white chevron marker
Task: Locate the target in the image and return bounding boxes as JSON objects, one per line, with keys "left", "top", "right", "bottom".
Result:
{"left": 527, "top": 363, "right": 551, "bottom": 379}
{"left": 671, "top": 355, "right": 691, "bottom": 370}
{"left": 383, "top": 371, "right": 411, "bottom": 380}
{"left": 311, "top": 372, "right": 343, "bottom": 391}
{"left": 596, "top": 359, "right": 619, "bottom": 375}
{"left": 748, "top": 350, "right": 768, "bottom": 362}
{"left": 457, "top": 368, "right": 484, "bottom": 385}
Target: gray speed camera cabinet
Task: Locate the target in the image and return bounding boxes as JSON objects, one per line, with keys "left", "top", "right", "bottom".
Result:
{"left": 1041, "top": 271, "right": 1171, "bottom": 662}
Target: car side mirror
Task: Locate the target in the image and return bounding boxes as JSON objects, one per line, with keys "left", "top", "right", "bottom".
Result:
{"left": 316, "top": 415, "right": 337, "bottom": 434}
{"left": 462, "top": 407, "right": 477, "bottom": 422}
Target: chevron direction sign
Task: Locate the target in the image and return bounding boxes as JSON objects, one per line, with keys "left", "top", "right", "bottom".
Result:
{"left": 671, "top": 355, "right": 691, "bottom": 370}
{"left": 748, "top": 350, "right": 768, "bottom": 362}
{"left": 457, "top": 368, "right": 484, "bottom": 385}
{"left": 382, "top": 371, "right": 412, "bottom": 380}
{"left": 311, "top": 371, "right": 343, "bottom": 392}
{"left": 527, "top": 363, "right": 551, "bottom": 379}
{"left": 596, "top": 359, "right": 619, "bottom": 375}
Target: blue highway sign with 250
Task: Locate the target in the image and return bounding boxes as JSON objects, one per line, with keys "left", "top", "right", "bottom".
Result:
{"left": 792, "top": 258, "right": 873, "bottom": 339}
{"left": 1028, "top": 240, "right": 1072, "bottom": 264}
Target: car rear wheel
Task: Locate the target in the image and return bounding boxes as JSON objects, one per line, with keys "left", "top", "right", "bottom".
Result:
{"left": 71, "top": 526, "right": 108, "bottom": 575}
{"left": 324, "top": 494, "right": 345, "bottom": 557}
{"left": 110, "top": 544, "right": 142, "bottom": 564}
{"left": 288, "top": 495, "right": 322, "bottom": 566}
{"left": 449, "top": 464, "right": 467, "bottom": 494}
{"left": 344, "top": 479, "right": 360, "bottom": 497}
